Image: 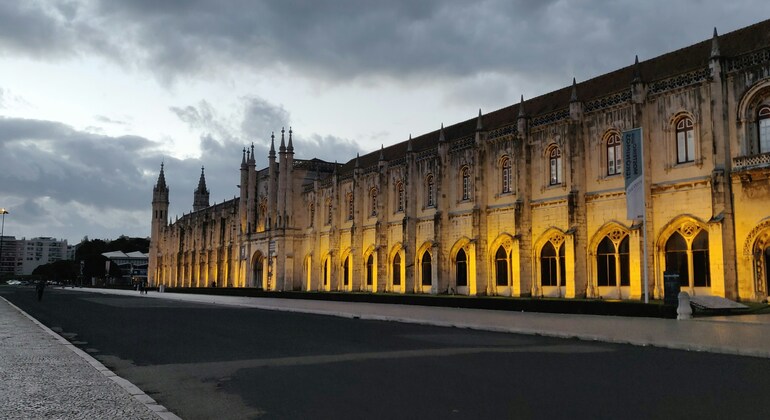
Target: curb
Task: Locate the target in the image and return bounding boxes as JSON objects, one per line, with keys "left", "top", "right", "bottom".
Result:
{"left": 1, "top": 297, "right": 182, "bottom": 420}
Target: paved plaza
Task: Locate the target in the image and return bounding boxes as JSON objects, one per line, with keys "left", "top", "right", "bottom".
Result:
{"left": 3, "top": 286, "right": 770, "bottom": 418}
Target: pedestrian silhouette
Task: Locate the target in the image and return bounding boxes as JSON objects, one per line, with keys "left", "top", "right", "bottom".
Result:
{"left": 36, "top": 280, "right": 46, "bottom": 301}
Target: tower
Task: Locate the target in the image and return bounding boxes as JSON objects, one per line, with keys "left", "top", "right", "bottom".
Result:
{"left": 193, "top": 166, "right": 210, "bottom": 212}
{"left": 150, "top": 162, "right": 170, "bottom": 286}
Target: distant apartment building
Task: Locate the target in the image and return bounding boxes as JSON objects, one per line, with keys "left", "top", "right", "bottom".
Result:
{"left": 0, "top": 237, "right": 72, "bottom": 276}
{"left": 0, "top": 236, "right": 21, "bottom": 276}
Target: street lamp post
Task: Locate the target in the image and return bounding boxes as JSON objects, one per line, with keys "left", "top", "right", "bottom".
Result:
{"left": 0, "top": 209, "right": 8, "bottom": 278}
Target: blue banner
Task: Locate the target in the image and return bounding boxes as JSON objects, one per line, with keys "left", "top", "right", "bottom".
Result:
{"left": 623, "top": 128, "right": 644, "bottom": 221}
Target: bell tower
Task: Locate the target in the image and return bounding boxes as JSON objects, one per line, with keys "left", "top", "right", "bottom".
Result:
{"left": 150, "top": 162, "right": 170, "bottom": 286}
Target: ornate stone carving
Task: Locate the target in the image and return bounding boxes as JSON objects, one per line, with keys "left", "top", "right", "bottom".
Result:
{"left": 678, "top": 222, "right": 701, "bottom": 239}
{"left": 725, "top": 48, "right": 770, "bottom": 73}
{"left": 585, "top": 90, "right": 632, "bottom": 113}
{"left": 549, "top": 234, "right": 565, "bottom": 248}
{"left": 648, "top": 67, "right": 712, "bottom": 96}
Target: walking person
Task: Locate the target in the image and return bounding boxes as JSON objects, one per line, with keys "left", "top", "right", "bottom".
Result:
{"left": 36, "top": 279, "right": 46, "bottom": 301}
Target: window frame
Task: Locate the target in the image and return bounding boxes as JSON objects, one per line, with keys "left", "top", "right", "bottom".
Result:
{"left": 426, "top": 174, "right": 435, "bottom": 207}
{"left": 501, "top": 157, "right": 512, "bottom": 194}
{"left": 396, "top": 181, "right": 404, "bottom": 213}
{"left": 370, "top": 188, "right": 378, "bottom": 217}
{"left": 606, "top": 133, "right": 622, "bottom": 176}
{"left": 758, "top": 105, "right": 770, "bottom": 155}
{"left": 460, "top": 167, "right": 471, "bottom": 201}
{"left": 548, "top": 146, "right": 563, "bottom": 186}
{"left": 675, "top": 117, "right": 695, "bottom": 164}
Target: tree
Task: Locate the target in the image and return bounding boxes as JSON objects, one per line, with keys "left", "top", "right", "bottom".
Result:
{"left": 32, "top": 260, "right": 79, "bottom": 281}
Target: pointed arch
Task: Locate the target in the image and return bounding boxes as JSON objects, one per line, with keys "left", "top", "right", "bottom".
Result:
{"left": 251, "top": 250, "right": 266, "bottom": 290}
{"left": 488, "top": 233, "right": 515, "bottom": 295}
{"left": 450, "top": 237, "right": 473, "bottom": 293}
{"left": 534, "top": 228, "right": 568, "bottom": 295}
{"left": 589, "top": 222, "right": 631, "bottom": 293}
{"left": 363, "top": 244, "right": 377, "bottom": 291}
{"left": 657, "top": 215, "right": 711, "bottom": 291}
{"left": 416, "top": 241, "right": 434, "bottom": 289}
{"left": 339, "top": 247, "right": 353, "bottom": 290}
{"left": 388, "top": 243, "right": 405, "bottom": 292}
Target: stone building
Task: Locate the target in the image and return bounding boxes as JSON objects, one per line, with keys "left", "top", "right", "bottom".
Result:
{"left": 150, "top": 19, "right": 770, "bottom": 302}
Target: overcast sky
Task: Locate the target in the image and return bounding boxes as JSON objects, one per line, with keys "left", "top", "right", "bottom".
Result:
{"left": 0, "top": 1, "right": 766, "bottom": 245}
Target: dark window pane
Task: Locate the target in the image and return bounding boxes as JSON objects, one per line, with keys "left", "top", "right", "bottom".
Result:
{"left": 422, "top": 251, "right": 432, "bottom": 286}
{"left": 366, "top": 254, "right": 373, "bottom": 286}
{"left": 540, "top": 242, "right": 557, "bottom": 286}
{"left": 456, "top": 249, "right": 467, "bottom": 287}
{"left": 393, "top": 253, "right": 401, "bottom": 285}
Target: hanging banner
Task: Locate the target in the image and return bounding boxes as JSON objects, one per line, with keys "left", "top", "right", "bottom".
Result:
{"left": 623, "top": 128, "right": 644, "bottom": 221}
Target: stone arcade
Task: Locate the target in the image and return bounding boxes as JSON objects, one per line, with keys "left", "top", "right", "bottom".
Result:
{"left": 150, "top": 19, "right": 770, "bottom": 302}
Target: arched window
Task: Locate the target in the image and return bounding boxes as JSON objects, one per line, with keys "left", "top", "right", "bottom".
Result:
{"left": 370, "top": 188, "right": 378, "bottom": 217}
{"left": 396, "top": 182, "right": 405, "bottom": 212}
{"left": 665, "top": 232, "right": 689, "bottom": 287}
{"left": 426, "top": 174, "right": 435, "bottom": 207}
{"left": 421, "top": 250, "right": 432, "bottom": 286}
{"left": 606, "top": 134, "right": 622, "bottom": 176}
{"left": 596, "top": 234, "right": 630, "bottom": 287}
{"left": 501, "top": 157, "right": 512, "bottom": 193}
{"left": 326, "top": 199, "right": 333, "bottom": 225}
{"left": 540, "top": 241, "right": 565, "bottom": 286}
{"left": 323, "top": 258, "right": 329, "bottom": 286}
{"left": 541, "top": 242, "right": 557, "bottom": 286}
{"left": 495, "top": 246, "right": 508, "bottom": 286}
{"left": 665, "top": 226, "right": 710, "bottom": 289}
{"left": 392, "top": 253, "right": 401, "bottom": 286}
{"left": 548, "top": 146, "right": 562, "bottom": 185}
{"left": 456, "top": 249, "right": 468, "bottom": 287}
{"left": 676, "top": 117, "right": 695, "bottom": 163}
{"left": 758, "top": 105, "right": 770, "bottom": 154}
{"left": 691, "top": 230, "right": 710, "bottom": 287}
{"left": 343, "top": 255, "right": 350, "bottom": 286}
{"left": 366, "top": 254, "right": 374, "bottom": 286}
{"left": 461, "top": 167, "right": 471, "bottom": 200}
{"left": 347, "top": 193, "right": 354, "bottom": 220}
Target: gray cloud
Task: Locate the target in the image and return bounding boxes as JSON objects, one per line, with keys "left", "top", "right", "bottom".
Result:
{"left": 3, "top": 1, "right": 762, "bottom": 95}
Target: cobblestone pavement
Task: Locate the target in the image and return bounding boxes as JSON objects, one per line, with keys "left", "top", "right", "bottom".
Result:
{"left": 0, "top": 296, "right": 180, "bottom": 420}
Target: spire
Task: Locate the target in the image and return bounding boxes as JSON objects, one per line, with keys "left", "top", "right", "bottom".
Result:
{"left": 287, "top": 127, "right": 294, "bottom": 152}
{"left": 249, "top": 143, "right": 255, "bottom": 163}
{"left": 475, "top": 109, "right": 483, "bottom": 131}
{"left": 355, "top": 152, "right": 360, "bottom": 168}
{"left": 279, "top": 127, "right": 286, "bottom": 153}
{"left": 269, "top": 132, "right": 276, "bottom": 159}
{"left": 155, "top": 162, "right": 167, "bottom": 190}
{"left": 438, "top": 123, "right": 446, "bottom": 143}
{"left": 241, "top": 148, "right": 246, "bottom": 167}
{"left": 518, "top": 95, "right": 526, "bottom": 117}
{"left": 632, "top": 55, "right": 642, "bottom": 83}
{"left": 193, "top": 166, "right": 210, "bottom": 212}
{"left": 407, "top": 134, "right": 413, "bottom": 152}
{"left": 196, "top": 166, "right": 208, "bottom": 194}
{"left": 711, "top": 27, "right": 720, "bottom": 58}
{"left": 379, "top": 144, "right": 385, "bottom": 161}
{"left": 570, "top": 77, "right": 578, "bottom": 102}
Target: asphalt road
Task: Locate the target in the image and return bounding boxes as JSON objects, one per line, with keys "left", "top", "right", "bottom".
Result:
{"left": 4, "top": 286, "right": 770, "bottom": 420}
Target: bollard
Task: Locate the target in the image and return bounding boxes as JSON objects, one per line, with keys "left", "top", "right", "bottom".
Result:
{"left": 677, "top": 291, "right": 692, "bottom": 320}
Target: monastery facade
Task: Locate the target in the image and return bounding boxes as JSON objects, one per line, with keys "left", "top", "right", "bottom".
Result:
{"left": 150, "top": 20, "right": 770, "bottom": 302}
